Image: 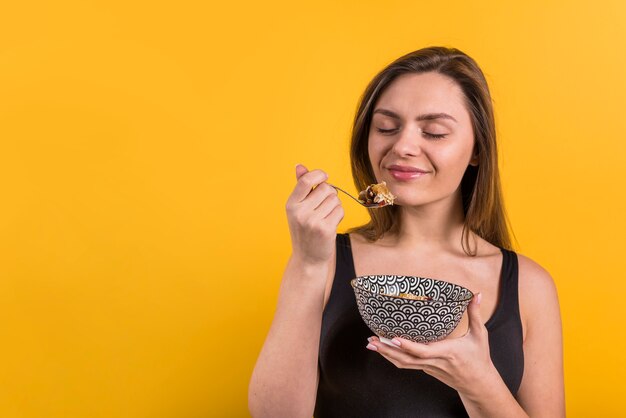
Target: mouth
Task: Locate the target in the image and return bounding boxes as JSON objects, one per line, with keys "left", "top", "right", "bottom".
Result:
{"left": 387, "top": 164, "right": 430, "bottom": 181}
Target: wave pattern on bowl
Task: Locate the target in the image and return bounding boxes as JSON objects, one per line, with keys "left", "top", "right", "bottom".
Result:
{"left": 352, "top": 275, "right": 473, "bottom": 343}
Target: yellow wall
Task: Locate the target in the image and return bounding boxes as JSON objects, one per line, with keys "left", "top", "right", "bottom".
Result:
{"left": 1, "top": 1, "right": 624, "bottom": 416}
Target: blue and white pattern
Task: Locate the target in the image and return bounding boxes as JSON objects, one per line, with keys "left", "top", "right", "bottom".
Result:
{"left": 351, "top": 275, "right": 474, "bottom": 343}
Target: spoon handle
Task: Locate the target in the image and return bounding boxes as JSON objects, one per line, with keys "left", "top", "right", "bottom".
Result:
{"left": 329, "top": 184, "right": 366, "bottom": 206}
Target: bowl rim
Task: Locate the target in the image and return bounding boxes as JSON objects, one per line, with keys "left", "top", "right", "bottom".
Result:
{"left": 350, "top": 275, "right": 475, "bottom": 303}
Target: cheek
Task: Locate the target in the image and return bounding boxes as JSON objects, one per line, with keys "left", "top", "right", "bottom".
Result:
{"left": 368, "top": 135, "right": 390, "bottom": 157}
{"left": 433, "top": 142, "right": 475, "bottom": 177}
{"left": 367, "top": 138, "right": 383, "bottom": 168}
{"left": 446, "top": 132, "right": 475, "bottom": 163}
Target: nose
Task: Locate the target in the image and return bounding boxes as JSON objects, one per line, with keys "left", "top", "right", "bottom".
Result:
{"left": 390, "top": 125, "right": 423, "bottom": 157}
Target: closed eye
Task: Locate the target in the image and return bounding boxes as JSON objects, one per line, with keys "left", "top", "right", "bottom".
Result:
{"left": 423, "top": 132, "right": 447, "bottom": 139}
{"left": 375, "top": 128, "right": 448, "bottom": 139}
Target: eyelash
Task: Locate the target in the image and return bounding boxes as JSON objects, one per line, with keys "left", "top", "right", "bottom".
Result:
{"left": 376, "top": 128, "right": 447, "bottom": 140}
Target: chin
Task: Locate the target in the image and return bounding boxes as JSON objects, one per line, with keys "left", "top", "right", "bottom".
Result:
{"left": 393, "top": 196, "right": 428, "bottom": 207}
{"left": 383, "top": 182, "right": 432, "bottom": 206}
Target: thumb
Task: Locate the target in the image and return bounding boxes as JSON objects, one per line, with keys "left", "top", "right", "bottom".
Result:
{"left": 467, "top": 292, "right": 484, "bottom": 335}
{"left": 295, "top": 163, "right": 308, "bottom": 180}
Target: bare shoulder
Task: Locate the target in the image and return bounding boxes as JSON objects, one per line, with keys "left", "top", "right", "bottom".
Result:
{"left": 515, "top": 253, "right": 561, "bottom": 340}
{"left": 347, "top": 231, "right": 367, "bottom": 244}
{"left": 347, "top": 230, "right": 385, "bottom": 247}
{"left": 516, "top": 253, "right": 558, "bottom": 300}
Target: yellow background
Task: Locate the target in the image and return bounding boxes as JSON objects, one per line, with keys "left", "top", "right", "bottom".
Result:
{"left": 1, "top": 0, "right": 625, "bottom": 417}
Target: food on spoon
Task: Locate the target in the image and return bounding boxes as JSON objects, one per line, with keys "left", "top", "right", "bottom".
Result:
{"left": 358, "top": 181, "right": 396, "bottom": 206}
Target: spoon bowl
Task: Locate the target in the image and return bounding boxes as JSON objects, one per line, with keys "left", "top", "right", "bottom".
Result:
{"left": 330, "top": 184, "right": 390, "bottom": 208}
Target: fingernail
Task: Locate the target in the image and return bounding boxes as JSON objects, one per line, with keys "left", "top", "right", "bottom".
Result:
{"left": 366, "top": 343, "right": 378, "bottom": 351}
{"left": 476, "top": 292, "right": 482, "bottom": 305}
{"left": 367, "top": 337, "right": 374, "bottom": 342}
{"left": 391, "top": 339, "right": 402, "bottom": 347}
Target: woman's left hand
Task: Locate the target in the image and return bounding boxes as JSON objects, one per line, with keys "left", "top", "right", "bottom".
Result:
{"left": 366, "top": 293, "right": 499, "bottom": 395}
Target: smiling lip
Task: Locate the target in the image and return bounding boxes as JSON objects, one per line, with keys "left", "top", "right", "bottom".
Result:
{"left": 387, "top": 165, "right": 430, "bottom": 181}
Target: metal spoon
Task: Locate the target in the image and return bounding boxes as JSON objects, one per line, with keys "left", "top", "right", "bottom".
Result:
{"left": 330, "top": 184, "right": 389, "bottom": 208}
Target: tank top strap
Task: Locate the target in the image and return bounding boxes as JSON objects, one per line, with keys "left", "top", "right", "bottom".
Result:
{"left": 335, "top": 233, "right": 356, "bottom": 278}
{"left": 335, "top": 234, "right": 520, "bottom": 331}
{"left": 485, "top": 247, "right": 521, "bottom": 331}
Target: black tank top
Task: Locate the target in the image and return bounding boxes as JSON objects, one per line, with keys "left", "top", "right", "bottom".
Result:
{"left": 315, "top": 233, "right": 524, "bottom": 418}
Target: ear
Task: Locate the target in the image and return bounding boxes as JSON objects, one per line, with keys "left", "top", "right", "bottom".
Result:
{"left": 469, "top": 147, "right": 479, "bottom": 167}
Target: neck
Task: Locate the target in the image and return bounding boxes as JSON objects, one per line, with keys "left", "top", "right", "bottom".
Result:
{"left": 389, "top": 192, "right": 468, "bottom": 252}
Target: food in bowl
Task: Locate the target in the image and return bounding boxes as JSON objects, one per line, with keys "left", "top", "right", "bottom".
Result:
{"left": 351, "top": 275, "right": 473, "bottom": 344}
{"left": 358, "top": 182, "right": 396, "bottom": 206}
{"left": 396, "top": 293, "right": 433, "bottom": 301}
{"left": 381, "top": 291, "right": 433, "bottom": 301}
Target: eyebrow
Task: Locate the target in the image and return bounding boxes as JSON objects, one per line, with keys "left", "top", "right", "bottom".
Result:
{"left": 373, "top": 108, "right": 458, "bottom": 123}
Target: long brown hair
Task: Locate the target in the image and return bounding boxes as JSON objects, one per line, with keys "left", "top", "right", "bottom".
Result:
{"left": 346, "top": 46, "right": 513, "bottom": 255}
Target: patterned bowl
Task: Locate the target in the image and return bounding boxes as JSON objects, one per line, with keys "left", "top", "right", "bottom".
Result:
{"left": 351, "top": 275, "right": 474, "bottom": 344}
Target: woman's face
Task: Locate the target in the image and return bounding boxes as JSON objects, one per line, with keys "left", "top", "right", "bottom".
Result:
{"left": 367, "top": 72, "right": 478, "bottom": 208}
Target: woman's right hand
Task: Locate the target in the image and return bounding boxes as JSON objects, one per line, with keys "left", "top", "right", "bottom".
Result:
{"left": 285, "top": 164, "right": 344, "bottom": 266}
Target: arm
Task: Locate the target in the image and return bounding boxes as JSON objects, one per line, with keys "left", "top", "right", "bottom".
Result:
{"left": 367, "top": 294, "right": 531, "bottom": 417}
{"left": 367, "top": 256, "right": 565, "bottom": 417}
{"left": 248, "top": 164, "right": 344, "bottom": 418}
{"left": 514, "top": 255, "right": 565, "bottom": 417}
{"left": 248, "top": 256, "right": 332, "bottom": 418}
{"left": 458, "top": 257, "right": 564, "bottom": 417}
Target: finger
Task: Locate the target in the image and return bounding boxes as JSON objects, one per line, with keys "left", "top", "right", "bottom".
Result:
{"left": 312, "top": 192, "right": 341, "bottom": 220}
{"left": 378, "top": 351, "right": 426, "bottom": 370}
{"left": 323, "top": 203, "right": 345, "bottom": 225}
{"left": 366, "top": 339, "right": 431, "bottom": 370}
{"left": 291, "top": 169, "right": 329, "bottom": 203}
{"left": 388, "top": 337, "right": 442, "bottom": 360}
{"left": 467, "top": 292, "right": 484, "bottom": 336}
{"left": 295, "top": 163, "right": 308, "bottom": 180}
{"left": 299, "top": 182, "right": 337, "bottom": 211}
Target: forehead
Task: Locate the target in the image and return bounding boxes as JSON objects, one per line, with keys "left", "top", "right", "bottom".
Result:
{"left": 374, "top": 72, "right": 468, "bottom": 120}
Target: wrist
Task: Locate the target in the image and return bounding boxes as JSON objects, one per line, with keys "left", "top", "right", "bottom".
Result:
{"left": 274, "top": 255, "right": 332, "bottom": 317}
{"left": 282, "top": 254, "right": 331, "bottom": 290}
{"left": 289, "top": 252, "right": 332, "bottom": 273}
{"left": 458, "top": 362, "right": 529, "bottom": 418}
{"left": 460, "top": 362, "right": 502, "bottom": 401}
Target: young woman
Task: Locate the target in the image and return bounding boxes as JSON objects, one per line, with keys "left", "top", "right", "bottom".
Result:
{"left": 249, "top": 47, "right": 564, "bottom": 417}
